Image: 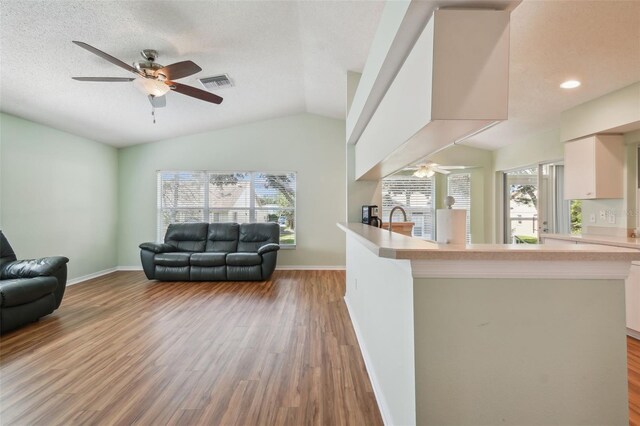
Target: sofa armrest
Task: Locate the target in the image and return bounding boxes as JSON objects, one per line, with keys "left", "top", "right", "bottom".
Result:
{"left": 257, "top": 243, "right": 280, "bottom": 256}
{"left": 0, "top": 256, "right": 69, "bottom": 279}
{"left": 139, "top": 242, "right": 176, "bottom": 254}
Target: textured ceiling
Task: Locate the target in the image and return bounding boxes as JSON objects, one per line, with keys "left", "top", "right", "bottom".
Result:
{"left": 0, "top": 1, "right": 383, "bottom": 147}
{"left": 463, "top": 0, "right": 640, "bottom": 150}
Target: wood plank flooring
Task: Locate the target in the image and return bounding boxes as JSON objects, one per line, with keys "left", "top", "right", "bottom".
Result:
{"left": 2, "top": 270, "right": 640, "bottom": 425}
{"left": 0, "top": 271, "right": 382, "bottom": 425}
{"left": 630, "top": 336, "right": 640, "bottom": 426}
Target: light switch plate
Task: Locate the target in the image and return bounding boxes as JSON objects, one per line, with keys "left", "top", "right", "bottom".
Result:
{"left": 590, "top": 213, "right": 596, "bottom": 223}
{"left": 608, "top": 212, "right": 616, "bottom": 224}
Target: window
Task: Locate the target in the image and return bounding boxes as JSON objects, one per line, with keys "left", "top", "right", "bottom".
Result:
{"left": 157, "top": 171, "right": 296, "bottom": 246}
{"left": 382, "top": 176, "right": 435, "bottom": 240}
{"left": 447, "top": 173, "right": 471, "bottom": 243}
{"left": 502, "top": 163, "right": 574, "bottom": 244}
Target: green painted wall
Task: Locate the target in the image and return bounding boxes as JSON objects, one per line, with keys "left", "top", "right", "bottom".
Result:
{"left": 492, "top": 128, "right": 563, "bottom": 172}
{"left": 429, "top": 145, "right": 494, "bottom": 243}
{"left": 413, "top": 276, "right": 628, "bottom": 424}
{"left": 117, "top": 113, "right": 346, "bottom": 267}
{"left": 0, "top": 113, "right": 118, "bottom": 280}
{"left": 492, "top": 128, "right": 640, "bottom": 235}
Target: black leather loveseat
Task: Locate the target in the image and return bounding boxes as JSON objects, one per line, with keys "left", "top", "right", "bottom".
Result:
{"left": 0, "top": 231, "right": 69, "bottom": 334}
{"left": 139, "top": 222, "right": 280, "bottom": 281}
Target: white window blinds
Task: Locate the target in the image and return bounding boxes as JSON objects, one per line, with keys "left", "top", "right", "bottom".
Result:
{"left": 447, "top": 173, "right": 471, "bottom": 243}
{"left": 382, "top": 176, "right": 435, "bottom": 240}
{"left": 157, "top": 171, "right": 296, "bottom": 246}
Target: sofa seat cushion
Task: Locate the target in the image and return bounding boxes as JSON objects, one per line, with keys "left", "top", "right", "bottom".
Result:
{"left": 155, "top": 253, "right": 191, "bottom": 267}
{"left": 190, "top": 253, "right": 226, "bottom": 267}
{"left": 226, "top": 252, "right": 262, "bottom": 266}
{"left": 0, "top": 277, "right": 57, "bottom": 307}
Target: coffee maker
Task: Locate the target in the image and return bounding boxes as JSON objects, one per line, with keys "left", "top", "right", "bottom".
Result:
{"left": 362, "top": 205, "right": 382, "bottom": 227}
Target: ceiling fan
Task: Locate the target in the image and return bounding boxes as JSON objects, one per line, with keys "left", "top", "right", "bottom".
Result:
{"left": 71, "top": 41, "right": 223, "bottom": 110}
{"left": 407, "top": 162, "right": 467, "bottom": 178}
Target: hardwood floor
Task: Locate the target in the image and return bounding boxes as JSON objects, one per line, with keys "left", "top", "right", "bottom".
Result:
{"left": 0, "top": 271, "right": 382, "bottom": 425}
{"left": 2, "top": 270, "right": 639, "bottom": 425}
{"left": 631, "top": 336, "right": 640, "bottom": 425}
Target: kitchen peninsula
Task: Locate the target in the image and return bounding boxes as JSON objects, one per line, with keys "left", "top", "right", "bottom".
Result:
{"left": 339, "top": 222, "right": 640, "bottom": 425}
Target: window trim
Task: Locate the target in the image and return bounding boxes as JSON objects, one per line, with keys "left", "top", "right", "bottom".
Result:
{"left": 157, "top": 170, "right": 297, "bottom": 248}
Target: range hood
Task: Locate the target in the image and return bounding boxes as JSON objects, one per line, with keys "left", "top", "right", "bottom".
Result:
{"left": 354, "top": 9, "right": 510, "bottom": 180}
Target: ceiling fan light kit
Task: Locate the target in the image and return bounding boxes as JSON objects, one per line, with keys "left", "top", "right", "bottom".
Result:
{"left": 413, "top": 165, "right": 436, "bottom": 178}
{"left": 71, "top": 41, "right": 223, "bottom": 123}
{"left": 133, "top": 78, "right": 170, "bottom": 97}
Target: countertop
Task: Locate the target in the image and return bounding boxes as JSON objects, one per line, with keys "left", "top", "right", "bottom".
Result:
{"left": 543, "top": 233, "right": 640, "bottom": 250}
{"left": 338, "top": 222, "right": 640, "bottom": 261}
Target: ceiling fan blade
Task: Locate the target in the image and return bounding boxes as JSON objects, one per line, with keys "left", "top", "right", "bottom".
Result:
{"left": 169, "top": 81, "right": 223, "bottom": 104}
{"left": 72, "top": 77, "right": 135, "bottom": 82}
{"left": 439, "top": 165, "right": 469, "bottom": 170}
{"left": 158, "top": 61, "right": 202, "bottom": 80}
{"left": 148, "top": 95, "right": 167, "bottom": 108}
{"left": 72, "top": 41, "right": 142, "bottom": 76}
{"left": 432, "top": 166, "right": 451, "bottom": 175}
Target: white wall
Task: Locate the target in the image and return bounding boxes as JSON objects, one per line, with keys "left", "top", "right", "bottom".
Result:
{"left": 0, "top": 113, "right": 119, "bottom": 280}
{"left": 117, "top": 113, "right": 346, "bottom": 268}
{"left": 344, "top": 234, "right": 415, "bottom": 426}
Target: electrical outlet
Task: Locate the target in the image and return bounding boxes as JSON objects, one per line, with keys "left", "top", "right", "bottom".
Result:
{"left": 608, "top": 212, "right": 616, "bottom": 224}
{"left": 590, "top": 213, "right": 596, "bottom": 223}
{"left": 599, "top": 210, "right": 606, "bottom": 220}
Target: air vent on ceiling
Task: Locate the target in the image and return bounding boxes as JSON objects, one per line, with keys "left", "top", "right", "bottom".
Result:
{"left": 199, "top": 74, "right": 234, "bottom": 90}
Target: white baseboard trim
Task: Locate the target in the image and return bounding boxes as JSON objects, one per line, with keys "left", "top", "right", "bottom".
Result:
{"left": 114, "top": 265, "right": 343, "bottom": 272}
{"left": 66, "top": 267, "right": 117, "bottom": 286}
{"left": 343, "top": 296, "right": 391, "bottom": 426}
{"left": 628, "top": 328, "right": 640, "bottom": 341}
{"left": 276, "top": 265, "right": 345, "bottom": 270}
{"left": 117, "top": 266, "right": 143, "bottom": 271}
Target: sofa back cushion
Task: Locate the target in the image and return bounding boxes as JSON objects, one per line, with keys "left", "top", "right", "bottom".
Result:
{"left": 237, "top": 223, "right": 280, "bottom": 252}
{"left": 164, "top": 223, "right": 208, "bottom": 252}
{"left": 0, "top": 231, "right": 18, "bottom": 271}
{"left": 206, "top": 223, "right": 239, "bottom": 253}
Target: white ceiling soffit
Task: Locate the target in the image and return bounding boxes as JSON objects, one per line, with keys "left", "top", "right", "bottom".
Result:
{"left": 346, "top": 0, "right": 522, "bottom": 146}
{"left": 0, "top": 1, "right": 384, "bottom": 147}
{"left": 463, "top": 0, "right": 640, "bottom": 150}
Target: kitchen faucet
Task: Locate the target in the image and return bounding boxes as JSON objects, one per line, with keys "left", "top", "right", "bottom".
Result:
{"left": 388, "top": 206, "right": 407, "bottom": 233}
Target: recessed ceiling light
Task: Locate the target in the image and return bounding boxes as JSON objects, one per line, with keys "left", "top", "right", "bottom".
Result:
{"left": 560, "top": 80, "right": 581, "bottom": 89}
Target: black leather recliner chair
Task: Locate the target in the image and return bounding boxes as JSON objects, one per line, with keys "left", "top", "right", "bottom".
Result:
{"left": 0, "top": 231, "right": 69, "bottom": 334}
{"left": 140, "top": 222, "right": 281, "bottom": 281}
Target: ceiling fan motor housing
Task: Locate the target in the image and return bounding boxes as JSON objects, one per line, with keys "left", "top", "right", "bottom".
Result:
{"left": 134, "top": 50, "right": 166, "bottom": 79}
{"left": 140, "top": 49, "right": 158, "bottom": 62}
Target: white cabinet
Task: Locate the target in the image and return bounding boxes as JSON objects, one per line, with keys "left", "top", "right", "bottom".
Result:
{"left": 627, "top": 262, "right": 640, "bottom": 336}
{"left": 564, "top": 135, "right": 624, "bottom": 200}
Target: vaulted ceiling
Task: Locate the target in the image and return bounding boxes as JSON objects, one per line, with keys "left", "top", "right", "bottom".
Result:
{"left": 2, "top": 1, "right": 638, "bottom": 151}
{"left": 0, "top": 1, "right": 384, "bottom": 147}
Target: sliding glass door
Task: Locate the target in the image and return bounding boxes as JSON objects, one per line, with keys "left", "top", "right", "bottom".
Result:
{"left": 504, "top": 167, "right": 539, "bottom": 243}
{"left": 503, "top": 163, "right": 574, "bottom": 243}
